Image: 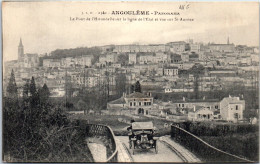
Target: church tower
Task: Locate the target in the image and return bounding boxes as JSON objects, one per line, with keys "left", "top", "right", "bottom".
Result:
{"left": 18, "top": 38, "right": 24, "bottom": 61}
{"left": 227, "top": 36, "right": 230, "bottom": 45}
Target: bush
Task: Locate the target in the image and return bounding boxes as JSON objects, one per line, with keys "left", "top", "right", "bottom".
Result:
{"left": 200, "top": 133, "right": 259, "bottom": 162}
{"left": 175, "top": 121, "right": 259, "bottom": 136}
{"left": 172, "top": 121, "right": 259, "bottom": 161}
{"left": 3, "top": 100, "right": 94, "bottom": 162}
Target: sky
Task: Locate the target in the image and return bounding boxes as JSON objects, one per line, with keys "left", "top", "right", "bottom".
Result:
{"left": 2, "top": 1, "right": 259, "bottom": 62}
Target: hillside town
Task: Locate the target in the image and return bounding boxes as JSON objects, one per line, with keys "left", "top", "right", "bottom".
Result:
{"left": 4, "top": 37, "right": 259, "bottom": 123}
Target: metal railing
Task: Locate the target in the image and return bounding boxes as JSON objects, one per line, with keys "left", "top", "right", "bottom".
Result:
{"left": 85, "top": 124, "right": 118, "bottom": 162}
{"left": 171, "top": 124, "right": 253, "bottom": 162}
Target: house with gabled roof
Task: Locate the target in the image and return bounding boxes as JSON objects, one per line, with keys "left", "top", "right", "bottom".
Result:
{"left": 107, "top": 92, "right": 154, "bottom": 115}
{"left": 188, "top": 106, "right": 214, "bottom": 121}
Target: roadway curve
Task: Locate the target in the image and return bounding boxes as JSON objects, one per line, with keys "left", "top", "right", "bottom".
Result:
{"left": 116, "top": 136, "right": 184, "bottom": 162}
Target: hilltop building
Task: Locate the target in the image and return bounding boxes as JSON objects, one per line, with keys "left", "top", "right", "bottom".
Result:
{"left": 18, "top": 38, "right": 39, "bottom": 68}
{"left": 208, "top": 37, "right": 235, "bottom": 53}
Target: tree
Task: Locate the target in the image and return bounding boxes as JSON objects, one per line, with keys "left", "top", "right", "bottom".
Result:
{"left": 189, "top": 64, "right": 205, "bottom": 75}
{"left": 29, "top": 76, "right": 39, "bottom": 107}
{"left": 104, "top": 71, "right": 110, "bottom": 100}
{"left": 6, "top": 69, "right": 18, "bottom": 100}
{"left": 115, "top": 73, "right": 126, "bottom": 97}
{"left": 76, "top": 99, "right": 88, "bottom": 113}
{"left": 130, "top": 85, "right": 135, "bottom": 94}
{"left": 39, "top": 83, "right": 50, "bottom": 104}
{"left": 23, "top": 80, "right": 30, "bottom": 98}
{"left": 65, "top": 72, "right": 73, "bottom": 100}
{"left": 4, "top": 70, "right": 19, "bottom": 156}
{"left": 117, "top": 54, "right": 129, "bottom": 66}
{"left": 193, "top": 76, "right": 199, "bottom": 99}
{"left": 22, "top": 80, "right": 30, "bottom": 108}
{"left": 30, "top": 76, "right": 37, "bottom": 96}
{"left": 189, "top": 64, "right": 205, "bottom": 99}
{"left": 135, "top": 81, "right": 142, "bottom": 93}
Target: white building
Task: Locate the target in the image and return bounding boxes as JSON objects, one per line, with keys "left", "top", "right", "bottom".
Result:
{"left": 20, "top": 54, "right": 40, "bottom": 68}
{"left": 163, "top": 67, "right": 178, "bottom": 76}
{"left": 43, "top": 59, "right": 61, "bottom": 68}
{"left": 153, "top": 52, "right": 168, "bottom": 63}
{"left": 99, "top": 53, "right": 117, "bottom": 65}
{"left": 188, "top": 106, "right": 214, "bottom": 121}
{"left": 107, "top": 92, "right": 154, "bottom": 115}
{"left": 138, "top": 54, "right": 154, "bottom": 64}
{"left": 181, "top": 53, "right": 189, "bottom": 62}
{"left": 129, "top": 53, "right": 137, "bottom": 64}
{"left": 167, "top": 41, "right": 188, "bottom": 52}
{"left": 190, "top": 43, "right": 201, "bottom": 52}
{"left": 75, "top": 55, "right": 93, "bottom": 67}
{"left": 220, "top": 96, "right": 245, "bottom": 122}
{"left": 61, "top": 57, "right": 74, "bottom": 67}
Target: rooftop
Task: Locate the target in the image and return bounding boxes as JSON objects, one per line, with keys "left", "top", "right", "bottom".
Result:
{"left": 108, "top": 97, "right": 126, "bottom": 104}
{"left": 25, "top": 53, "right": 38, "bottom": 57}
{"left": 164, "top": 66, "right": 178, "bottom": 69}
{"left": 209, "top": 44, "right": 235, "bottom": 46}
{"left": 126, "top": 92, "right": 151, "bottom": 98}
{"left": 173, "top": 98, "right": 219, "bottom": 103}
{"left": 222, "top": 96, "right": 244, "bottom": 103}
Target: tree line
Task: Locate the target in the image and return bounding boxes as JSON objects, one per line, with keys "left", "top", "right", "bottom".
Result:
{"left": 3, "top": 70, "right": 93, "bottom": 162}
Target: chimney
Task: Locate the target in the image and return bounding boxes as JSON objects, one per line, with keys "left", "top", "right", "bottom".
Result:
{"left": 241, "top": 94, "right": 244, "bottom": 99}
{"left": 183, "top": 97, "right": 186, "bottom": 101}
{"left": 149, "top": 92, "right": 152, "bottom": 97}
{"left": 203, "top": 96, "right": 205, "bottom": 100}
{"left": 123, "top": 92, "right": 126, "bottom": 97}
{"left": 193, "top": 106, "right": 196, "bottom": 112}
{"left": 229, "top": 95, "right": 231, "bottom": 98}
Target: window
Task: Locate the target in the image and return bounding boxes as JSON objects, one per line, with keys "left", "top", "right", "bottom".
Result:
{"left": 236, "top": 105, "right": 238, "bottom": 110}
{"left": 139, "top": 102, "right": 141, "bottom": 106}
{"left": 130, "top": 102, "right": 132, "bottom": 106}
{"left": 134, "top": 102, "right": 136, "bottom": 106}
{"left": 179, "top": 104, "right": 181, "bottom": 107}
{"left": 182, "top": 104, "right": 184, "bottom": 107}
{"left": 215, "top": 105, "right": 218, "bottom": 109}
{"left": 144, "top": 102, "right": 147, "bottom": 106}
{"left": 234, "top": 113, "right": 239, "bottom": 119}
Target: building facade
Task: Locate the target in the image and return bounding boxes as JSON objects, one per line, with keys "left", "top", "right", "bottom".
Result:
{"left": 107, "top": 92, "right": 154, "bottom": 115}
{"left": 220, "top": 96, "right": 245, "bottom": 122}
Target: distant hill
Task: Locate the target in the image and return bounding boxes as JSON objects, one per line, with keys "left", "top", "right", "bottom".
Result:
{"left": 44, "top": 47, "right": 102, "bottom": 59}
{"left": 39, "top": 47, "right": 102, "bottom": 66}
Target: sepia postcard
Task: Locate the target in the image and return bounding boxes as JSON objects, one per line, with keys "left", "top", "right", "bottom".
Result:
{"left": 2, "top": 1, "right": 259, "bottom": 163}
